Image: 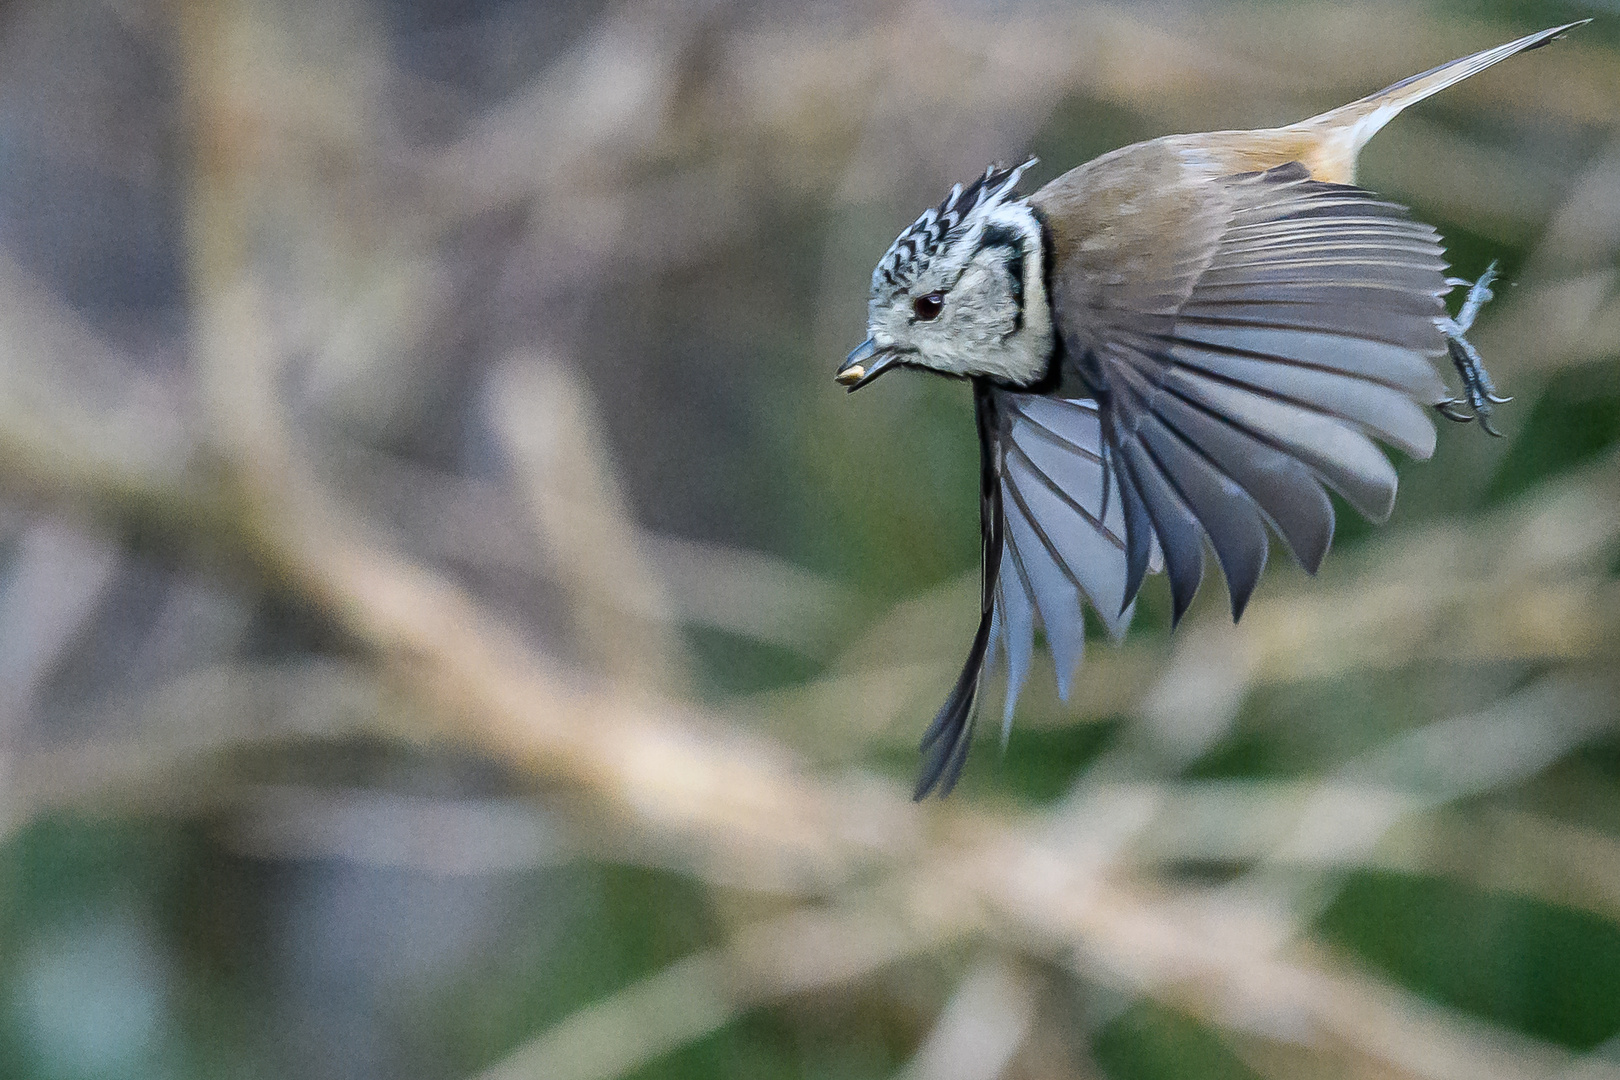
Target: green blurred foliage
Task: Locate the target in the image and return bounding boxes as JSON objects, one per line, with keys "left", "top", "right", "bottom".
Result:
{"left": 1092, "top": 1003, "right": 1262, "bottom": 1080}
{"left": 1489, "top": 361, "right": 1620, "bottom": 503}
{"left": 1320, "top": 870, "right": 1620, "bottom": 1049}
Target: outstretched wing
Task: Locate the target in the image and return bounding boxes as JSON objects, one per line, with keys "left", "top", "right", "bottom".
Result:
{"left": 915, "top": 387, "right": 1153, "bottom": 799}
{"left": 1038, "top": 158, "right": 1450, "bottom": 623}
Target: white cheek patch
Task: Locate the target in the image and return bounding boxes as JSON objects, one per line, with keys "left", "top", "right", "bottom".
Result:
{"left": 863, "top": 191, "right": 1053, "bottom": 387}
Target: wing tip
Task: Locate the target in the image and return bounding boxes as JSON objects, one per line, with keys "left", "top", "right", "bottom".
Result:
{"left": 1224, "top": 544, "right": 1267, "bottom": 623}
{"left": 1169, "top": 571, "right": 1200, "bottom": 627}
{"left": 1363, "top": 478, "right": 1399, "bottom": 524}
{"left": 1230, "top": 590, "right": 1252, "bottom": 623}
{"left": 914, "top": 691, "right": 974, "bottom": 800}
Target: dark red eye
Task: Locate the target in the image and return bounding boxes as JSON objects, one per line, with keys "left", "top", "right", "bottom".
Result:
{"left": 912, "top": 292, "right": 944, "bottom": 321}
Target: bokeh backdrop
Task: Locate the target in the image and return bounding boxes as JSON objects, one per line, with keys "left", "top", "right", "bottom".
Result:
{"left": 1, "top": 1, "right": 1618, "bottom": 1078}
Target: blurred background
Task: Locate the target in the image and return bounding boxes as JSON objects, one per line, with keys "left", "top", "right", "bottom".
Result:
{"left": 0, "top": 1, "right": 1617, "bottom": 1078}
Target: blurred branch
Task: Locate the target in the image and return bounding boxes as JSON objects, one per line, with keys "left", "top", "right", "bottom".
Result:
{"left": 487, "top": 350, "right": 690, "bottom": 694}
{"left": 1371, "top": 809, "right": 1620, "bottom": 930}
{"left": 322, "top": 435, "right": 855, "bottom": 658}
{"left": 0, "top": 520, "right": 122, "bottom": 729}
{"left": 0, "top": 660, "right": 384, "bottom": 839}
{"left": 474, "top": 889, "right": 957, "bottom": 1080}
{"left": 894, "top": 957, "right": 1040, "bottom": 1080}
{"left": 1138, "top": 465, "right": 1620, "bottom": 763}
{"left": 0, "top": 255, "right": 225, "bottom": 538}
{"left": 220, "top": 783, "right": 574, "bottom": 876}
{"left": 646, "top": 532, "right": 859, "bottom": 658}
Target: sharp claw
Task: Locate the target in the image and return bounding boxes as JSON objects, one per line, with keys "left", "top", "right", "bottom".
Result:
{"left": 1438, "top": 264, "right": 1510, "bottom": 437}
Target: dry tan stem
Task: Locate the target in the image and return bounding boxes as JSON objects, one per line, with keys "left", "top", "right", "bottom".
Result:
{"left": 487, "top": 351, "right": 691, "bottom": 695}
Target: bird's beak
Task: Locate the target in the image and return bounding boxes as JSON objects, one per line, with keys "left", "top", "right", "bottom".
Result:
{"left": 835, "top": 338, "right": 901, "bottom": 391}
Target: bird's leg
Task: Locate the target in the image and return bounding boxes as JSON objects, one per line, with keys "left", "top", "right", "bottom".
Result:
{"left": 1436, "top": 261, "right": 1511, "bottom": 437}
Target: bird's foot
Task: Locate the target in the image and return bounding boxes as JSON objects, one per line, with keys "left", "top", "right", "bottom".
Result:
{"left": 1436, "top": 261, "right": 1510, "bottom": 437}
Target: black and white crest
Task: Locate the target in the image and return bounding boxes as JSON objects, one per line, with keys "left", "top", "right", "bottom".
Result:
{"left": 872, "top": 159, "right": 1036, "bottom": 293}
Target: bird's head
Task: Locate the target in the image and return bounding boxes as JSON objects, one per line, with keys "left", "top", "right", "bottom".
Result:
{"left": 838, "top": 160, "right": 1054, "bottom": 391}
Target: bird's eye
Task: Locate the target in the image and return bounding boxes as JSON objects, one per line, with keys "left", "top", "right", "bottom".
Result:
{"left": 912, "top": 292, "right": 944, "bottom": 321}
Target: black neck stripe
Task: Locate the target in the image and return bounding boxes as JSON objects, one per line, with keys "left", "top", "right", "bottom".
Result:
{"left": 1012, "top": 205, "right": 1062, "bottom": 394}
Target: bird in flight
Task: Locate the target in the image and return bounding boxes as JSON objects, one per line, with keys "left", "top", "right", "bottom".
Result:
{"left": 837, "top": 22, "right": 1587, "bottom": 798}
